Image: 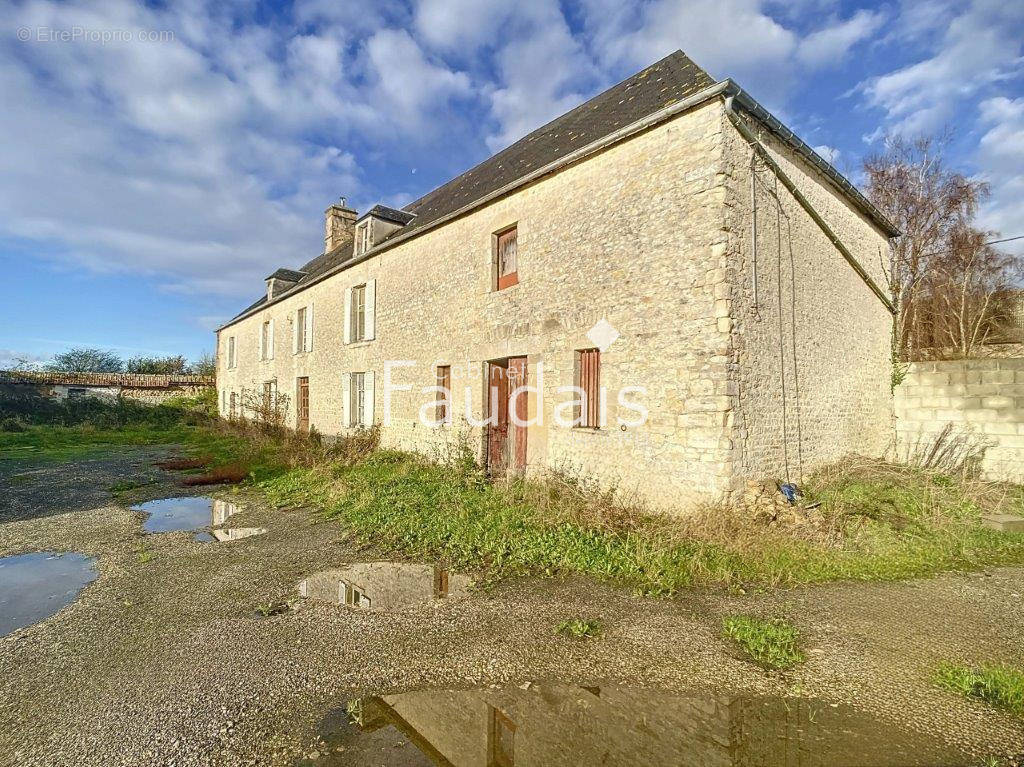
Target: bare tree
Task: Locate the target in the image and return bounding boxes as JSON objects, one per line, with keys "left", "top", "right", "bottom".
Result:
{"left": 864, "top": 134, "right": 1021, "bottom": 359}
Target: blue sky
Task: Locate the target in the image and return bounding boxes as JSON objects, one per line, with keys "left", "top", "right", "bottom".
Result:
{"left": 1, "top": 0, "right": 1021, "bottom": 366}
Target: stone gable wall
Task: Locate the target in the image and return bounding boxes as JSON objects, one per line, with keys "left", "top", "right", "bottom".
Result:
{"left": 719, "top": 114, "right": 894, "bottom": 488}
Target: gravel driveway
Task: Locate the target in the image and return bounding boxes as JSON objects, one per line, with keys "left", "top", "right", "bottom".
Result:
{"left": 0, "top": 448, "right": 1021, "bottom": 765}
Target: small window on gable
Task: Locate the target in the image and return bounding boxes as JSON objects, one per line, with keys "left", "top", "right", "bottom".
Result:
{"left": 575, "top": 348, "right": 601, "bottom": 428}
{"left": 495, "top": 225, "right": 518, "bottom": 290}
{"left": 227, "top": 336, "right": 236, "bottom": 369}
{"left": 435, "top": 365, "right": 451, "bottom": 425}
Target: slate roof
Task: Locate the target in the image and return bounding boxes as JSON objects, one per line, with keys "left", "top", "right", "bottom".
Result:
{"left": 266, "top": 268, "right": 307, "bottom": 282}
{"left": 397, "top": 51, "right": 714, "bottom": 239}
{"left": 362, "top": 204, "right": 416, "bottom": 226}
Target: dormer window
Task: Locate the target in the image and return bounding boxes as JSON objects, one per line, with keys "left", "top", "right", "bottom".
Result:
{"left": 354, "top": 205, "right": 416, "bottom": 256}
{"left": 356, "top": 221, "right": 371, "bottom": 256}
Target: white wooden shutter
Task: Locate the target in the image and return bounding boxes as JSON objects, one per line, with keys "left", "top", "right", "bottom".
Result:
{"left": 365, "top": 279, "right": 376, "bottom": 340}
{"left": 342, "top": 373, "right": 351, "bottom": 427}
{"left": 343, "top": 288, "right": 352, "bottom": 344}
{"left": 304, "top": 304, "right": 313, "bottom": 352}
{"left": 363, "top": 371, "right": 375, "bottom": 427}
{"left": 268, "top": 319, "right": 275, "bottom": 360}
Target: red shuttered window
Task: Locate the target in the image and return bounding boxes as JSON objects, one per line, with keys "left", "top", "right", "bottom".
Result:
{"left": 576, "top": 348, "right": 601, "bottom": 428}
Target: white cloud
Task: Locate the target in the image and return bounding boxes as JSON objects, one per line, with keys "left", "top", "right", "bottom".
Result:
{"left": 0, "top": 0, "right": 476, "bottom": 298}
{"left": 365, "top": 29, "right": 473, "bottom": 135}
{"left": 414, "top": 0, "right": 510, "bottom": 51}
{"left": 975, "top": 96, "right": 1024, "bottom": 255}
{"left": 797, "top": 9, "right": 886, "bottom": 68}
{"left": 582, "top": 0, "right": 799, "bottom": 105}
{"left": 859, "top": 0, "right": 1024, "bottom": 135}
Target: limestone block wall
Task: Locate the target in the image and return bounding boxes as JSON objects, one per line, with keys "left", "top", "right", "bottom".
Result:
{"left": 720, "top": 113, "right": 894, "bottom": 487}
{"left": 218, "top": 101, "right": 735, "bottom": 511}
{"left": 894, "top": 358, "right": 1024, "bottom": 483}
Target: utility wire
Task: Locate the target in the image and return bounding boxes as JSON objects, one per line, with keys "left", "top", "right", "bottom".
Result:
{"left": 912, "top": 234, "right": 1024, "bottom": 261}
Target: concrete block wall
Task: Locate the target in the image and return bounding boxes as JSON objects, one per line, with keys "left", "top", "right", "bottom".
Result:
{"left": 894, "top": 358, "right": 1024, "bottom": 483}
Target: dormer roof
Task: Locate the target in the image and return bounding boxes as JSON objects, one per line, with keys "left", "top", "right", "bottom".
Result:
{"left": 358, "top": 204, "right": 416, "bottom": 226}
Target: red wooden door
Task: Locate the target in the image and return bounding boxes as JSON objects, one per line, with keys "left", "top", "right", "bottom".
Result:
{"left": 296, "top": 377, "right": 310, "bottom": 433}
{"left": 508, "top": 357, "right": 528, "bottom": 471}
{"left": 486, "top": 362, "right": 509, "bottom": 474}
{"left": 486, "top": 358, "right": 528, "bottom": 475}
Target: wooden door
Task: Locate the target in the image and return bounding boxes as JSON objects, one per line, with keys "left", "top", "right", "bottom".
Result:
{"left": 486, "top": 358, "right": 528, "bottom": 475}
{"left": 486, "top": 361, "right": 509, "bottom": 474}
{"left": 507, "top": 357, "right": 528, "bottom": 472}
{"left": 296, "top": 377, "right": 310, "bottom": 433}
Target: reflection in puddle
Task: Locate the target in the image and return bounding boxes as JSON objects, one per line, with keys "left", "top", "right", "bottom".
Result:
{"left": 307, "top": 683, "right": 974, "bottom": 767}
{"left": 0, "top": 552, "right": 97, "bottom": 636}
{"left": 209, "top": 527, "right": 267, "bottom": 542}
{"left": 134, "top": 496, "right": 241, "bottom": 534}
{"left": 298, "top": 563, "right": 471, "bottom": 610}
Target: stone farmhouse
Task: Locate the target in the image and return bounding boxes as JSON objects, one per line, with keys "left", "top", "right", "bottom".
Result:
{"left": 216, "top": 51, "right": 899, "bottom": 511}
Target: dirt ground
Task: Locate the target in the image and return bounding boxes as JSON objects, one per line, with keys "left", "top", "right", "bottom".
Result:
{"left": 0, "top": 447, "right": 1022, "bottom": 766}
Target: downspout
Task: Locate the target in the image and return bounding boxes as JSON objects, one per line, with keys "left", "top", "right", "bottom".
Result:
{"left": 723, "top": 94, "right": 896, "bottom": 316}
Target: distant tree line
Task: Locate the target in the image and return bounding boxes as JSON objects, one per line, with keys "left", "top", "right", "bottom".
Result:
{"left": 18, "top": 348, "right": 218, "bottom": 376}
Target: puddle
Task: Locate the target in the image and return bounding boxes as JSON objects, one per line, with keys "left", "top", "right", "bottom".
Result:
{"left": 303, "top": 683, "right": 976, "bottom": 767}
{"left": 133, "top": 496, "right": 245, "bottom": 535}
{"left": 0, "top": 552, "right": 97, "bottom": 636}
{"left": 298, "top": 563, "right": 471, "bottom": 610}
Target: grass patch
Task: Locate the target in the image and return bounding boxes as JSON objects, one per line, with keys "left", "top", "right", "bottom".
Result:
{"left": 936, "top": 663, "right": 1024, "bottom": 716}
{"left": 722, "top": 615, "right": 804, "bottom": 670}
{"left": 556, "top": 618, "right": 603, "bottom": 639}
{"left": 109, "top": 479, "right": 156, "bottom": 493}
{"left": 253, "top": 450, "right": 1024, "bottom": 593}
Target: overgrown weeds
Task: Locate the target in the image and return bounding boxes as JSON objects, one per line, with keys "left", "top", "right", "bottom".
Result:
{"left": 936, "top": 662, "right": 1024, "bottom": 716}
{"left": 722, "top": 615, "right": 804, "bottom": 670}
{"left": 4, "top": 393, "right": 1024, "bottom": 593}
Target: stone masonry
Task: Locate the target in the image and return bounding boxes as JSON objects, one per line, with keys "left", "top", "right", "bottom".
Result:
{"left": 216, "top": 93, "right": 896, "bottom": 513}
{"left": 894, "top": 358, "right": 1024, "bottom": 483}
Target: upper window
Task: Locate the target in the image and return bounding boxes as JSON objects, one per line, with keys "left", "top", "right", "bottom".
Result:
{"left": 495, "top": 225, "right": 518, "bottom": 290}
{"left": 351, "top": 284, "right": 367, "bottom": 342}
{"left": 260, "top": 320, "right": 274, "bottom": 360}
{"left": 227, "top": 336, "right": 236, "bottom": 369}
{"left": 294, "top": 306, "right": 312, "bottom": 354}
{"left": 576, "top": 348, "right": 601, "bottom": 428}
{"left": 345, "top": 280, "right": 375, "bottom": 344}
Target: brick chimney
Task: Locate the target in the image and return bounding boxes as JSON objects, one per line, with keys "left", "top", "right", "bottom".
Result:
{"left": 324, "top": 199, "right": 357, "bottom": 253}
